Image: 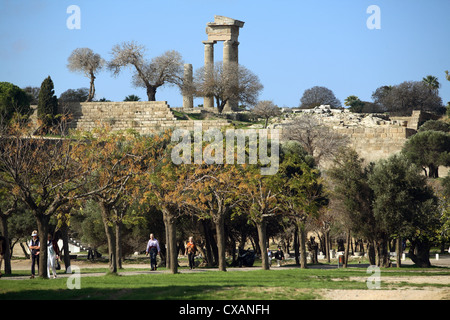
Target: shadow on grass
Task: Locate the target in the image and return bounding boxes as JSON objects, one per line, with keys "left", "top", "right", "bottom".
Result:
{"left": 1, "top": 284, "right": 229, "bottom": 300}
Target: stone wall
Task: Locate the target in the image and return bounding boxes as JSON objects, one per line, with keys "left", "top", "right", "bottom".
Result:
{"left": 274, "top": 105, "right": 424, "bottom": 166}
{"left": 334, "top": 126, "right": 415, "bottom": 164}
{"left": 390, "top": 110, "right": 441, "bottom": 130}
{"left": 389, "top": 110, "right": 421, "bottom": 130}
{"left": 274, "top": 125, "right": 414, "bottom": 165}
{"left": 58, "top": 101, "right": 231, "bottom": 134}
{"left": 58, "top": 101, "right": 415, "bottom": 164}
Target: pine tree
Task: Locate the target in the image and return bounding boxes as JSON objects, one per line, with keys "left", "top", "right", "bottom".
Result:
{"left": 37, "top": 76, "right": 58, "bottom": 130}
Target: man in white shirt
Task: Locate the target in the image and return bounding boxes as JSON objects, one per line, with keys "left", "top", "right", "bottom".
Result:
{"left": 145, "top": 233, "right": 160, "bottom": 271}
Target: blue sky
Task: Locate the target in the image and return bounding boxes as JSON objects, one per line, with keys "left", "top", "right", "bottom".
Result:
{"left": 1, "top": 0, "right": 449, "bottom": 108}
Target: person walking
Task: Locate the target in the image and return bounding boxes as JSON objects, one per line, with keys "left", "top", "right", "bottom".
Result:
{"left": 87, "top": 244, "right": 94, "bottom": 261}
{"left": 145, "top": 233, "right": 160, "bottom": 271}
{"left": 47, "top": 234, "right": 60, "bottom": 279}
{"left": 185, "top": 237, "right": 197, "bottom": 270}
{"left": 29, "top": 231, "right": 40, "bottom": 278}
{"left": 274, "top": 246, "right": 285, "bottom": 267}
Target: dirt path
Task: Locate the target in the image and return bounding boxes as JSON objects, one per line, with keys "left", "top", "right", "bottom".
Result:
{"left": 321, "top": 288, "right": 450, "bottom": 300}
{"left": 322, "top": 273, "right": 450, "bottom": 300}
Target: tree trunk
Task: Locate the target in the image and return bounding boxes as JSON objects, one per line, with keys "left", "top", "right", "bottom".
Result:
{"left": 217, "top": 99, "right": 228, "bottom": 114}
{"left": 396, "top": 237, "right": 402, "bottom": 268}
{"left": 200, "top": 220, "right": 214, "bottom": 267}
{"left": 298, "top": 221, "right": 307, "bottom": 269}
{"left": 256, "top": 219, "right": 269, "bottom": 270}
{"left": 228, "top": 231, "right": 237, "bottom": 266}
{"left": 20, "top": 242, "right": 30, "bottom": 259}
{"left": 115, "top": 221, "right": 123, "bottom": 269}
{"left": 409, "top": 238, "right": 431, "bottom": 268}
{"left": 325, "top": 230, "right": 330, "bottom": 263}
{"left": 162, "top": 208, "right": 178, "bottom": 274}
{"left": 293, "top": 227, "right": 300, "bottom": 265}
{"left": 343, "top": 230, "right": 351, "bottom": 268}
{"left": 215, "top": 214, "right": 227, "bottom": 271}
{"left": 0, "top": 214, "right": 12, "bottom": 275}
{"left": 146, "top": 85, "right": 157, "bottom": 102}
{"left": 36, "top": 214, "right": 50, "bottom": 278}
{"left": 167, "top": 218, "right": 178, "bottom": 274}
{"left": 428, "top": 164, "right": 439, "bottom": 178}
{"left": 165, "top": 221, "right": 171, "bottom": 269}
{"left": 377, "top": 234, "right": 391, "bottom": 268}
{"left": 87, "top": 74, "right": 95, "bottom": 102}
{"left": 368, "top": 240, "right": 376, "bottom": 265}
{"left": 99, "top": 202, "right": 117, "bottom": 274}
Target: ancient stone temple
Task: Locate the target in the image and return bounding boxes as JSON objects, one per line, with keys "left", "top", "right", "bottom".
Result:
{"left": 202, "top": 15, "right": 245, "bottom": 112}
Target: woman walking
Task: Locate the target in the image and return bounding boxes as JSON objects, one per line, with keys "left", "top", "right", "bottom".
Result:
{"left": 145, "top": 233, "right": 160, "bottom": 271}
{"left": 185, "top": 237, "right": 197, "bottom": 270}
{"left": 47, "top": 234, "right": 60, "bottom": 279}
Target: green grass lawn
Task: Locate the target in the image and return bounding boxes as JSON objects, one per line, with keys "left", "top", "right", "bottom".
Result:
{"left": 1, "top": 265, "right": 449, "bottom": 300}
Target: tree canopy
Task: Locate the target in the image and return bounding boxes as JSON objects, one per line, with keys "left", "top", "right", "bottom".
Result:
{"left": 67, "top": 48, "right": 105, "bottom": 102}
{"left": 251, "top": 100, "right": 281, "bottom": 128}
{"left": 299, "top": 86, "right": 341, "bottom": 109}
{"left": 402, "top": 130, "right": 450, "bottom": 178}
{"left": 369, "top": 154, "right": 439, "bottom": 267}
{"left": 0, "top": 82, "right": 31, "bottom": 123}
{"left": 372, "top": 81, "right": 444, "bottom": 115}
{"left": 37, "top": 76, "right": 58, "bottom": 132}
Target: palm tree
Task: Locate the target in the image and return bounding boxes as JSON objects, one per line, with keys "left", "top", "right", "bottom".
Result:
{"left": 344, "top": 95, "right": 360, "bottom": 107}
{"left": 123, "top": 94, "right": 140, "bottom": 101}
{"left": 422, "top": 75, "right": 440, "bottom": 93}
{"left": 445, "top": 70, "right": 450, "bottom": 82}
{"left": 344, "top": 95, "right": 365, "bottom": 113}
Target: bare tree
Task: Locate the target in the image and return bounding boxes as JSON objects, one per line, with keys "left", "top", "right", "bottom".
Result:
{"left": 284, "top": 114, "right": 349, "bottom": 167}
{"left": 251, "top": 100, "right": 281, "bottom": 128}
{"left": 67, "top": 48, "right": 105, "bottom": 102}
{"left": 194, "top": 61, "right": 263, "bottom": 113}
{"left": 107, "top": 41, "right": 184, "bottom": 101}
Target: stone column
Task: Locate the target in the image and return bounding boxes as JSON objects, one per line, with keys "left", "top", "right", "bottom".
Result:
{"left": 223, "top": 40, "right": 239, "bottom": 112}
{"left": 203, "top": 40, "right": 216, "bottom": 110}
{"left": 223, "top": 40, "right": 239, "bottom": 65}
{"left": 182, "top": 63, "right": 193, "bottom": 109}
